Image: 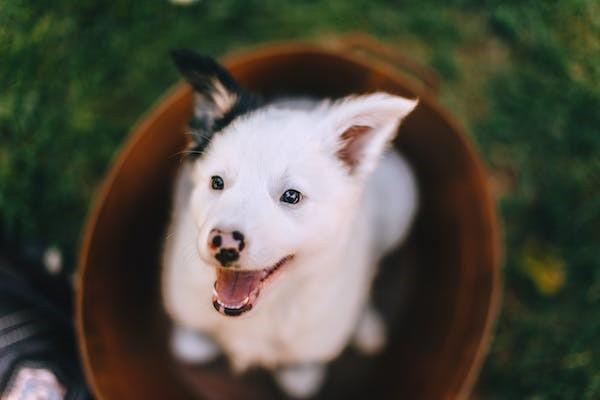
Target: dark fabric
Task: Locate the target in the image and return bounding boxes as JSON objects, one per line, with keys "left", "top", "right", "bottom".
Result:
{"left": 0, "top": 262, "right": 91, "bottom": 400}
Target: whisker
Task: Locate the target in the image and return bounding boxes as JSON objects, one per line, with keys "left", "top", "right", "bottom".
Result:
{"left": 171, "top": 149, "right": 203, "bottom": 157}
{"left": 189, "top": 131, "right": 213, "bottom": 140}
{"left": 170, "top": 149, "right": 205, "bottom": 161}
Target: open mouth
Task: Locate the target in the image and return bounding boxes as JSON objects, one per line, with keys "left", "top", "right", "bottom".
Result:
{"left": 212, "top": 255, "right": 293, "bottom": 317}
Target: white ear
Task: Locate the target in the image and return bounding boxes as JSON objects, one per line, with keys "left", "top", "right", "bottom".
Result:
{"left": 324, "top": 93, "right": 418, "bottom": 177}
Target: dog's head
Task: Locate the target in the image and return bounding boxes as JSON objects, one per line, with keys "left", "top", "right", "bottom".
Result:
{"left": 172, "top": 50, "right": 417, "bottom": 317}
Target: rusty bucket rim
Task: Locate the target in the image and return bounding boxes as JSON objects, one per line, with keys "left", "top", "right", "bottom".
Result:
{"left": 75, "top": 38, "right": 502, "bottom": 400}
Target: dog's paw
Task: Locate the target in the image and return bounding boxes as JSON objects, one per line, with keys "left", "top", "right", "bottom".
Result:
{"left": 274, "top": 363, "right": 325, "bottom": 399}
{"left": 352, "top": 306, "right": 387, "bottom": 355}
{"left": 171, "top": 325, "right": 220, "bottom": 364}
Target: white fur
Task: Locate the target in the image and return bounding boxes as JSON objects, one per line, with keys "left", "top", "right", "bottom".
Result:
{"left": 171, "top": 325, "right": 220, "bottom": 363}
{"left": 352, "top": 306, "right": 387, "bottom": 355}
{"left": 162, "top": 93, "right": 418, "bottom": 397}
{"left": 274, "top": 364, "right": 326, "bottom": 398}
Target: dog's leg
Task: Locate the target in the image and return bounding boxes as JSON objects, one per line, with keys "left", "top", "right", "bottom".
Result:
{"left": 274, "top": 363, "right": 326, "bottom": 399}
{"left": 352, "top": 305, "right": 387, "bottom": 355}
{"left": 171, "top": 325, "right": 220, "bottom": 363}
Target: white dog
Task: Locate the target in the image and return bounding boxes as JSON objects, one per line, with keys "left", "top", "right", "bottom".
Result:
{"left": 162, "top": 50, "right": 419, "bottom": 398}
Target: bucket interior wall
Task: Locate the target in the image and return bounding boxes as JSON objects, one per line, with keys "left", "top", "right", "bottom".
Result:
{"left": 77, "top": 47, "right": 499, "bottom": 400}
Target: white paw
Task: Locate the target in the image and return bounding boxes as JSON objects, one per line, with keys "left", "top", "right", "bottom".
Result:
{"left": 274, "top": 364, "right": 326, "bottom": 399}
{"left": 352, "top": 306, "right": 387, "bottom": 355}
{"left": 171, "top": 325, "right": 220, "bottom": 364}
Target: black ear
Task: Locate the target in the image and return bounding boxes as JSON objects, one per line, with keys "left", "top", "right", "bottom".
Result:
{"left": 171, "top": 49, "right": 241, "bottom": 121}
{"left": 171, "top": 49, "right": 261, "bottom": 158}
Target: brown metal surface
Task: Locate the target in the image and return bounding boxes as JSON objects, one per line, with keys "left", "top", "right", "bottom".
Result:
{"left": 76, "top": 38, "right": 501, "bottom": 400}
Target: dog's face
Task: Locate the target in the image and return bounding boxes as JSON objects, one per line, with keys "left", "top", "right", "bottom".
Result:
{"left": 171, "top": 50, "right": 416, "bottom": 316}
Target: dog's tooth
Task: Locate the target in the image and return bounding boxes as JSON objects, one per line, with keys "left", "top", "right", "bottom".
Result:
{"left": 215, "top": 294, "right": 250, "bottom": 310}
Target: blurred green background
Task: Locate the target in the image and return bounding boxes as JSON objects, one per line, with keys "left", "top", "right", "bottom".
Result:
{"left": 1, "top": 0, "right": 598, "bottom": 398}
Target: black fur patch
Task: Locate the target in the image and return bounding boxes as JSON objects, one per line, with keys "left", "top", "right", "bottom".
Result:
{"left": 171, "top": 49, "right": 262, "bottom": 159}
{"left": 171, "top": 49, "right": 239, "bottom": 96}
{"left": 187, "top": 91, "right": 261, "bottom": 158}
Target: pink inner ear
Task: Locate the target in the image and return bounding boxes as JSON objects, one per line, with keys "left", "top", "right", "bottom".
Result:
{"left": 336, "top": 125, "right": 372, "bottom": 173}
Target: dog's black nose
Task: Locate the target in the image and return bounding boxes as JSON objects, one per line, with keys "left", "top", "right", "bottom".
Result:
{"left": 215, "top": 248, "right": 239, "bottom": 266}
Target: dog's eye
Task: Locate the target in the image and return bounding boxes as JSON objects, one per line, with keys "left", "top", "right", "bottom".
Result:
{"left": 280, "top": 189, "right": 302, "bottom": 204}
{"left": 210, "top": 176, "right": 224, "bottom": 190}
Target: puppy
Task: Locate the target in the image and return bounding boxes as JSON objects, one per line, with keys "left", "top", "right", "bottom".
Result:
{"left": 162, "top": 50, "right": 418, "bottom": 398}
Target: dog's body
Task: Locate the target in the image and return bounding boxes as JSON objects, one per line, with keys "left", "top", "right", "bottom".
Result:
{"left": 162, "top": 51, "right": 418, "bottom": 398}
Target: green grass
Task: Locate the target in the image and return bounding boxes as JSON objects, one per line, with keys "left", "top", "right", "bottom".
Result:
{"left": 1, "top": 1, "right": 598, "bottom": 398}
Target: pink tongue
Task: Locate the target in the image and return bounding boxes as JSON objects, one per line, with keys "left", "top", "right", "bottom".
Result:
{"left": 215, "top": 269, "right": 263, "bottom": 306}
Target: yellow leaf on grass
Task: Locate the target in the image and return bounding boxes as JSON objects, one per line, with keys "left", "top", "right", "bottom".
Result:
{"left": 521, "top": 243, "right": 566, "bottom": 296}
